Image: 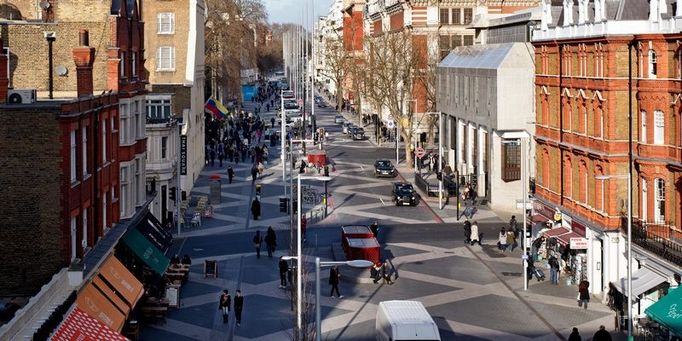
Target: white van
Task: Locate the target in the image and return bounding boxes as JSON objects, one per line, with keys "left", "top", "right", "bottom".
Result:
{"left": 376, "top": 301, "right": 441, "bottom": 341}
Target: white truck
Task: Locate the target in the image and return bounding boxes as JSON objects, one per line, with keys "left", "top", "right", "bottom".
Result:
{"left": 376, "top": 301, "right": 441, "bottom": 341}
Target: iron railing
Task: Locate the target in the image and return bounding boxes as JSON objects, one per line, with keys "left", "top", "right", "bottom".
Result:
{"left": 631, "top": 220, "right": 682, "bottom": 267}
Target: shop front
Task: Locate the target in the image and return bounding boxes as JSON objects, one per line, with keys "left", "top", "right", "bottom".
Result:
{"left": 644, "top": 286, "right": 682, "bottom": 338}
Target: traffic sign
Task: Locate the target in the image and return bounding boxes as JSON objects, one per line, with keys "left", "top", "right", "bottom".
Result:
{"left": 415, "top": 147, "right": 426, "bottom": 158}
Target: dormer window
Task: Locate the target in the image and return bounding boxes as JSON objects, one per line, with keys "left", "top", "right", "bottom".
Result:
{"left": 648, "top": 49, "right": 657, "bottom": 78}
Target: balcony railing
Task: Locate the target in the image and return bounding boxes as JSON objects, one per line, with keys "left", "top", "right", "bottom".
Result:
{"left": 631, "top": 220, "right": 682, "bottom": 267}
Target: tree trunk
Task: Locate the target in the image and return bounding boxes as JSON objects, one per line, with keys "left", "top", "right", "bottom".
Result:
{"left": 402, "top": 130, "right": 414, "bottom": 169}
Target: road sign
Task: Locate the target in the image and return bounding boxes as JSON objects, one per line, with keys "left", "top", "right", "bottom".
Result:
{"left": 415, "top": 147, "right": 426, "bottom": 158}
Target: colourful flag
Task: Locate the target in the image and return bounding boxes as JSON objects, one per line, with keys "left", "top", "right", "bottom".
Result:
{"left": 204, "top": 97, "right": 228, "bottom": 119}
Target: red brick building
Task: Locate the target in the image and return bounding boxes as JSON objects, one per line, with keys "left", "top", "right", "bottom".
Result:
{"left": 533, "top": 0, "right": 681, "bottom": 299}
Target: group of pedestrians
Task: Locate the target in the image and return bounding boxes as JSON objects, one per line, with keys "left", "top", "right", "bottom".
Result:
{"left": 370, "top": 259, "right": 396, "bottom": 285}
{"left": 496, "top": 215, "right": 521, "bottom": 252}
{"left": 218, "top": 289, "right": 244, "bottom": 326}
{"left": 462, "top": 220, "right": 481, "bottom": 246}
{"left": 253, "top": 227, "right": 278, "bottom": 258}
{"left": 568, "top": 325, "right": 612, "bottom": 341}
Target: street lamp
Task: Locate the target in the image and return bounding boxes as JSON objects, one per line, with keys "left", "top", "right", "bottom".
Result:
{"left": 282, "top": 256, "right": 373, "bottom": 341}
{"left": 595, "top": 173, "right": 633, "bottom": 341}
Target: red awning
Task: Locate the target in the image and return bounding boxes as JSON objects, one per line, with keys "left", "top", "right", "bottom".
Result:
{"left": 531, "top": 214, "right": 552, "bottom": 223}
{"left": 542, "top": 227, "right": 571, "bottom": 238}
{"left": 50, "top": 307, "right": 129, "bottom": 341}
{"left": 557, "top": 231, "right": 582, "bottom": 246}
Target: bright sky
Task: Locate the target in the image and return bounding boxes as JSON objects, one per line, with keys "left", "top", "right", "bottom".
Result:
{"left": 264, "top": 0, "right": 334, "bottom": 28}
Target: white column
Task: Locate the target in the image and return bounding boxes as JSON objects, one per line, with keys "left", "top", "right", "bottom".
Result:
{"left": 563, "top": 0, "right": 574, "bottom": 26}
{"left": 466, "top": 124, "right": 473, "bottom": 174}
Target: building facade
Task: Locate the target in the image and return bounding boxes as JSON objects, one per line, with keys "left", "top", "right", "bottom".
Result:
{"left": 533, "top": 0, "right": 681, "bottom": 307}
{"left": 143, "top": 0, "right": 206, "bottom": 224}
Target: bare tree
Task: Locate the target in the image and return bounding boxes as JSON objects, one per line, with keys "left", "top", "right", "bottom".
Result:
{"left": 365, "top": 30, "right": 418, "bottom": 168}
{"left": 317, "top": 33, "right": 350, "bottom": 113}
{"left": 412, "top": 40, "right": 439, "bottom": 145}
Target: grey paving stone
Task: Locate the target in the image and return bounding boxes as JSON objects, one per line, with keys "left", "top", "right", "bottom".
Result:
{"left": 526, "top": 299, "right": 610, "bottom": 332}
{"left": 239, "top": 255, "right": 282, "bottom": 285}
{"left": 169, "top": 301, "right": 218, "bottom": 330}
{"left": 342, "top": 277, "right": 459, "bottom": 303}
{"left": 139, "top": 326, "right": 201, "bottom": 341}
{"left": 382, "top": 244, "right": 428, "bottom": 258}
{"left": 398, "top": 255, "right": 498, "bottom": 286}
{"left": 179, "top": 281, "right": 223, "bottom": 299}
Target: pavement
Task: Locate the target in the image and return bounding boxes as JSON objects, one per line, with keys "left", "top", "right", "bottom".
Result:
{"left": 139, "top": 93, "right": 628, "bottom": 341}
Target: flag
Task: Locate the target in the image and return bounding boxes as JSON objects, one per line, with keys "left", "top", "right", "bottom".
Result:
{"left": 204, "top": 97, "right": 228, "bottom": 120}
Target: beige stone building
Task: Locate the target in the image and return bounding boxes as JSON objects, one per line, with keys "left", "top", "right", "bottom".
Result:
{"left": 143, "top": 0, "right": 206, "bottom": 224}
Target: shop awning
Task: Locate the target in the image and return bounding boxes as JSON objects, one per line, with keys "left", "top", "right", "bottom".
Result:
{"left": 97, "top": 255, "right": 144, "bottom": 308}
{"left": 136, "top": 212, "right": 172, "bottom": 254}
{"left": 612, "top": 268, "right": 668, "bottom": 297}
{"left": 531, "top": 214, "right": 552, "bottom": 223}
{"left": 50, "top": 307, "right": 128, "bottom": 341}
{"left": 556, "top": 231, "right": 582, "bottom": 246}
{"left": 645, "top": 287, "right": 682, "bottom": 335}
{"left": 122, "top": 227, "right": 170, "bottom": 275}
{"left": 75, "top": 282, "right": 127, "bottom": 332}
{"left": 542, "top": 227, "right": 571, "bottom": 238}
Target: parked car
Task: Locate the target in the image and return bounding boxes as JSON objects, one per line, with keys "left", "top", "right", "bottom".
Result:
{"left": 376, "top": 301, "right": 441, "bottom": 341}
{"left": 343, "top": 123, "right": 354, "bottom": 135}
{"left": 374, "top": 160, "right": 396, "bottom": 178}
{"left": 392, "top": 182, "right": 418, "bottom": 206}
{"left": 335, "top": 115, "right": 344, "bottom": 124}
{"left": 352, "top": 127, "right": 365, "bottom": 140}
{"left": 317, "top": 102, "right": 327, "bottom": 108}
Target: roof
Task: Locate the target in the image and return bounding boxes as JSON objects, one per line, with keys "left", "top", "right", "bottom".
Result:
{"left": 439, "top": 43, "right": 531, "bottom": 70}
{"left": 379, "top": 301, "right": 434, "bottom": 325}
{"left": 50, "top": 308, "right": 128, "bottom": 341}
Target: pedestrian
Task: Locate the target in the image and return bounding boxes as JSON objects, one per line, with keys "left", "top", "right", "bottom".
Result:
{"left": 470, "top": 221, "right": 481, "bottom": 246}
{"left": 253, "top": 230, "right": 263, "bottom": 258}
{"left": 265, "top": 226, "right": 277, "bottom": 257}
{"left": 210, "top": 148, "right": 216, "bottom": 166}
{"left": 251, "top": 165, "right": 258, "bottom": 184}
{"left": 227, "top": 166, "right": 235, "bottom": 184}
{"left": 381, "top": 259, "right": 393, "bottom": 285}
{"left": 251, "top": 198, "right": 261, "bottom": 220}
{"left": 592, "top": 325, "right": 612, "bottom": 341}
{"left": 270, "top": 117, "right": 275, "bottom": 128}
{"left": 531, "top": 235, "right": 545, "bottom": 261}
{"left": 506, "top": 228, "right": 516, "bottom": 252}
{"left": 509, "top": 215, "right": 519, "bottom": 238}
{"left": 329, "top": 266, "right": 342, "bottom": 298}
{"left": 257, "top": 162, "right": 265, "bottom": 178}
{"left": 548, "top": 254, "right": 560, "bottom": 285}
{"left": 279, "top": 256, "right": 289, "bottom": 288}
{"left": 568, "top": 327, "right": 581, "bottom": 341}
{"left": 371, "top": 262, "right": 382, "bottom": 284}
{"left": 218, "top": 289, "right": 231, "bottom": 323}
{"left": 498, "top": 228, "right": 507, "bottom": 251}
{"left": 578, "top": 278, "right": 590, "bottom": 309}
{"left": 463, "top": 220, "right": 472, "bottom": 243}
{"left": 369, "top": 221, "right": 379, "bottom": 238}
{"left": 234, "top": 290, "right": 244, "bottom": 326}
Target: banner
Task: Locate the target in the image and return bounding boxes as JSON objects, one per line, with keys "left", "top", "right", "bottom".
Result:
{"left": 180, "top": 135, "right": 187, "bottom": 175}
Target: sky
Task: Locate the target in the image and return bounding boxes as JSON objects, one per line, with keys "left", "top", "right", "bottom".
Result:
{"left": 264, "top": 0, "right": 334, "bottom": 28}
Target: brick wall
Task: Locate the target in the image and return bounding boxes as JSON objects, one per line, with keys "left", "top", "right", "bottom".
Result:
{"left": 0, "top": 108, "right": 65, "bottom": 295}
{"left": 150, "top": 83, "right": 190, "bottom": 115}
{"left": 143, "top": 0, "right": 190, "bottom": 85}
{"left": 6, "top": 22, "right": 109, "bottom": 92}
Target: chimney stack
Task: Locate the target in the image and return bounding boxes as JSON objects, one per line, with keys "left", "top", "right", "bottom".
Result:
{"left": 0, "top": 39, "right": 8, "bottom": 104}
{"left": 72, "top": 29, "right": 95, "bottom": 97}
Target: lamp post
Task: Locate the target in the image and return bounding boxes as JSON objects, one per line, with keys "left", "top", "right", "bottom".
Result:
{"left": 282, "top": 256, "right": 372, "bottom": 341}
{"left": 596, "top": 173, "right": 632, "bottom": 340}
{"left": 281, "top": 90, "right": 287, "bottom": 197}
{"left": 522, "top": 134, "right": 530, "bottom": 291}
{"left": 176, "top": 121, "right": 185, "bottom": 236}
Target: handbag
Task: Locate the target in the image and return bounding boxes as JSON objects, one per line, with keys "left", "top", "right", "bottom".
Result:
{"left": 576, "top": 293, "right": 581, "bottom": 301}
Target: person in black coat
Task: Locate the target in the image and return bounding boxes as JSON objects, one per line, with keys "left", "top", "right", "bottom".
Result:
{"left": 568, "top": 327, "right": 581, "bottom": 341}
{"left": 329, "top": 266, "right": 342, "bottom": 298}
{"left": 251, "top": 165, "right": 258, "bottom": 184}
{"left": 251, "top": 198, "right": 261, "bottom": 220}
{"left": 218, "top": 290, "right": 231, "bottom": 323}
{"left": 234, "top": 290, "right": 244, "bottom": 326}
{"left": 592, "top": 325, "right": 612, "bottom": 341}
{"left": 253, "top": 231, "right": 263, "bottom": 258}
{"left": 265, "top": 226, "right": 277, "bottom": 257}
{"left": 227, "top": 166, "right": 235, "bottom": 184}
{"left": 279, "top": 257, "right": 289, "bottom": 288}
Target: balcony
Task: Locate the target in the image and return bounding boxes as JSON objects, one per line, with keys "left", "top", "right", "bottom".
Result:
{"left": 632, "top": 220, "right": 682, "bottom": 267}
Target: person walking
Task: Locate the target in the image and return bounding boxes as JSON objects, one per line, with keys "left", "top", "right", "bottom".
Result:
{"left": 227, "top": 166, "right": 235, "bottom": 184}
{"left": 509, "top": 215, "right": 519, "bottom": 237}
{"left": 278, "top": 256, "right": 288, "bottom": 288}
{"left": 578, "top": 279, "right": 590, "bottom": 309}
{"left": 218, "top": 289, "right": 231, "bottom": 323}
{"left": 251, "top": 198, "right": 261, "bottom": 220}
{"left": 548, "top": 254, "right": 560, "bottom": 285}
{"left": 568, "top": 327, "right": 581, "bottom": 341}
{"left": 381, "top": 259, "right": 393, "bottom": 285}
{"left": 470, "top": 221, "right": 481, "bottom": 246}
{"left": 505, "top": 228, "right": 516, "bottom": 252}
{"left": 234, "top": 290, "right": 244, "bottom": 327}
{"left": 329, "top": 266, "right": 342, "bottom": 298}
{"left": 265, "top": 226, "right": 277, "bottom": 257}
{"left": 253, "top": 231, "right": 263, "bottom": 258}
{"left": 370, "top": 221, "right": 379, "bottom": 238}
{"left": 498, "top": 228, "right": 508, "bottom": 251}
{"left": 592, "top": 325, "right": 612, "bottom": 341}
{"left": 463, "top": 220, "right": 472, "bottom": 243}
{"left": 251, "top": 165, "right": 258, "bottom": 184}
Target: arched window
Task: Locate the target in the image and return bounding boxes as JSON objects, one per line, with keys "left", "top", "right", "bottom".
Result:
{"left": 542, "top": 149, "right": 550, "bottom": 188}
{"left": 648, "top": 49, "right": 657, "bottom": 78}
{"left": 641, "top": 110, "right": 648, "bottom": 143}
{"left": 564, "top": 156, "right": 573, "bottom": 198}
{"left": 654, "top": 110, "right": 664, "bottom": 145}
{"left": 595, "top": 166, "right": 604, "bottom": 211}
{"left": 579, "top": 160, "right": 588, "bottom": 203}
{"left": 595, "top": 105, "right": 604, "bottom": 138}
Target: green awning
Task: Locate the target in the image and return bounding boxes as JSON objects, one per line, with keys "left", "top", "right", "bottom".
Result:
{"left": 645, "top": 287, "right": 682, "bottom": 335}
{"left": 122, "top": 228, "right": 170, "bottom": 275}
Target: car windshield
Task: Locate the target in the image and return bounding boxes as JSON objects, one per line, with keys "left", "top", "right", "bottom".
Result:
{"left": 396, "top": 184, "right": 414, "bottom": 195}
{"left": 377, "top": 161, "right": 392, "bottom": 168}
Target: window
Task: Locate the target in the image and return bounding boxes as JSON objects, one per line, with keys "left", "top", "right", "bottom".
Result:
{"left": 146, "top": 96, "right": 172, "bottom": 120}
{"left": 452, "top": 8, "right": 461, "bottom": 24}
{"left": 501, "top": 140, "right": 521, "bottom": 182}
{"left": 648, "top": 49, "right": 657, "bottom": 78}
{"left": 641, "top": 110, "right": 647, "bottom": 143}
{"left": 131, "top": 52, "right": 137, "bottom": 77}
{"left": 440, "top": 8, "right": 449, "bottom": 24}
{"left": 463, "top": 8, "right": 473, "bottom": 24}
{"left": 135, "top": 159, "right": 141, "bottom": 205}
{"left": 120, "top": 166, "right": 128, "bottom": 217}
{"left": 161, "top": 136, "right": 168, "bottom": 159}
{"left": 654, "top": 178, "right": 665, "bottom": 223}
{"left": 156, "top": 46, "right": 175, "bottom": 71}
{"left": 463, "top": 35, "right": 473, "bottom": 46}
{"left": 134, "top": 101, "right": 141, "bottom": 139}
{"left": 82, "top": 126, "right": 88, "bottom": 176}
{"left": 564, "top": 157, "right": 572, "bottom": 198}
{"left": 654, "top": 110, "right": 664, "bottom": 144}
{"left": 595, "top": 106, "right": 604, "bottom": 138}
{"left": 120, "top": 51, "right": 126, "bottom": 78}
{"left": 82, "top": 208, "right": 88, "bottom": 249}
{"left": 70, "top": 217, "right": 77, "bottom": 260}
{"left": 70, "top": 131, "right": 77, "bottom": 183}
{"left": 157, "top": 12, "right": 175, "bottom": 34}
{"left": 102, "top": 122, "right": 107, "bottom": 164}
